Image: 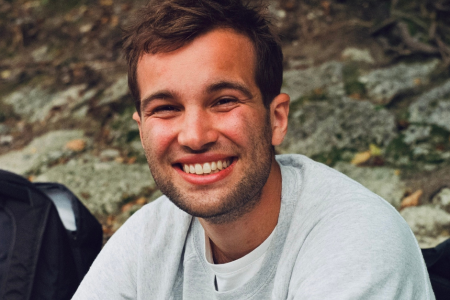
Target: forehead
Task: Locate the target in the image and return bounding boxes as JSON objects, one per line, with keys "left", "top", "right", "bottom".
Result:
{"left": 136, "top": 28, "right": 258, "bottom": 101}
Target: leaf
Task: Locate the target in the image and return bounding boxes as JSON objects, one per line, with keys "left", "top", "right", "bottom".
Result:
{"left": 400, "top": 189, "right": 422, "bottom": 209}
{"left": 65, "top": 139, "right": 86, "bottom": 151}
{"left": 351, "top": 150, "right": 371, "bottom": 165}
{"left": 369, "top": 144, "right": 382, "bottom": 156}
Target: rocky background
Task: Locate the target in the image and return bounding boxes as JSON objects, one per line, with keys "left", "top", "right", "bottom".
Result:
{"left": 1, "top": 0, "right": 450, "bottom": 247}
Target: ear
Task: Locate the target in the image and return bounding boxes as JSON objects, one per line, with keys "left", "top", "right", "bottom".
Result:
{"left": 269, "top": 93, "right": 290, "bottom": 146}
{"left": 132, "top": 111, "right": 143, "bottom": 141}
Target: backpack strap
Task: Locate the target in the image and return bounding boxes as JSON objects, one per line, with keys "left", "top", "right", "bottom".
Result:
{"left": 0, "top": 170, "right": 52, "bottom": 300}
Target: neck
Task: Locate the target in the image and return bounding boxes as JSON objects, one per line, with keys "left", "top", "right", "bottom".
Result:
{"left": 199, "top": 158, "right": 282, "bottom": 264}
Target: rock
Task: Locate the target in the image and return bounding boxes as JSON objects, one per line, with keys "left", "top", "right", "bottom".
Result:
{"left": 35, "top": 155, "right": 157, "bottom": 216}
{"left": 281, "top": 61, "right": 345, "bottom": 102}
{"left": 97, "top": 75, "right": 129, "bottom": 106}
{"left": 3, "top": 84, "right": 95, "bottom": 122}
{"left": 432, "top": 188, "right": 450, "bottom": 213}
{"left": 280, "top": 97, "right": 397, "bottom": 157}
{"left": 401, "top": 205, "right": 450, "bottom": 237}
{"left": 0, "top": 124, "right": 9, "bottom": 134}
{"left": 31, "top": 45, "right": 52, "bottom": 63}
{"left": 409, "top": 79, "right": 450, "bottom": 131}
{"left": 416, "top": 235, "right": 450, "bottom": 249}
{"left": 100, "top": 148, "right": 120, "bottom": 160}
{"left": 341, "top": 47, "right": 375, "bottom": 64}
{"left": 0, "top": 130, "right": 89, "bottom": 175}
{"left": 0, "top": 135, "right": 13, "bottom": 145}
{"left": 334, "top": 162, "right": 406, "bottom": 209}
{"left": 402, "top": 125, "right": 432, "bottom": 145}
{"left": 359, "top": 60, "right": 438, "bottom": 105}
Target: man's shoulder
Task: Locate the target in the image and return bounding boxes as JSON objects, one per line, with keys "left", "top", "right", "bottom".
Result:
{"left": 127, "top": 194, "right": 191, "bottom": 229}
{"left": 276, "top": 153, "right": 382, "bottom": 201}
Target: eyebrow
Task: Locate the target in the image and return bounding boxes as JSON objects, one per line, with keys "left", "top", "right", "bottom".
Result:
{"left": 140, "top": 80, "right": 254, "bottom": 110}
{"left": 141, "top": 90, "right": 176, "bottom": 112}
{"left": 206, "top": 81, "right": 253, "bottom": 99}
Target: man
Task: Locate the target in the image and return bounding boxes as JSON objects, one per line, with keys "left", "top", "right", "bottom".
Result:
{"left": 73, "top": 0, "right": 435, "bottom": 299}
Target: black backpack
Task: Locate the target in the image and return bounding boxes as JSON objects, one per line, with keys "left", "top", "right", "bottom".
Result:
{"left": 422, "top": 238, "right": 450, "bottom": 300}
{"left": 0, "top": 169, "right": 103, "bottom": 300}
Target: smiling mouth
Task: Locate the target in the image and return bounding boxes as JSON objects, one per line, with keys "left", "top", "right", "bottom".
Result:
{"left": 179, "top": 158, "right": 234, "bottom": 175}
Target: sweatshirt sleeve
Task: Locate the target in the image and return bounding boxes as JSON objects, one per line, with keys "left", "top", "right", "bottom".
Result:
{"left": 71, "top": 206, "right": 142, "bottom": 300}
{"left": 287, "top": 197, "right": 435, "bottom": 300}
{"left": 72, "top": 197, "right": 192, "bottom": 300}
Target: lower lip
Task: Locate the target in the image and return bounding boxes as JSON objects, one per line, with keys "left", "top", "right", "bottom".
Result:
{"left": 175, "top": 160, "right": 236, "bottom": 185}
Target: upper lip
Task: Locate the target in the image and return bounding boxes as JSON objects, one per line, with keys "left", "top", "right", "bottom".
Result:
{"left": 172, "top": 154, "right": 235, "bottom": 165}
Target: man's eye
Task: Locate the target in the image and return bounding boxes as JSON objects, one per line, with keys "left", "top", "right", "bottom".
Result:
{"left": 155, "top": 105, "right": 177, "bottom": 112}
{"left": 215, "top": 98, "right": 237, "bottom": 106}
{"left": 149, "top": 105, "right": 180, "bottom": 116}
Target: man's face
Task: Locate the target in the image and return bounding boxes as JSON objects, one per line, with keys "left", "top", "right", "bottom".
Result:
{"left": 134, "top": 28, "right": 284, "bottom": 223}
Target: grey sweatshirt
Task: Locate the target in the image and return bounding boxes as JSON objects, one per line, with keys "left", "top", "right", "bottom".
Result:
{"left": 73, "top": 154, "right": 435, "bottom": 299}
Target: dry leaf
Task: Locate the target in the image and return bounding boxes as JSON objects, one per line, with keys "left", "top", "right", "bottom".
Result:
{"left": 394, "top": 169, "right": 401, "bottom": 176}
{"left": 127, "top": 156, "right": 136, "bottom": 164}
{"left": 66, "top": 139, "right": 86, "bottom": 151}
{"left": 413, "top": 78, "right": 421, "bottom": 85}
{"left": 135, "top": 197, "right": 147, "bottom": 205}
{"left": 121, "top": 202, "right": 134, "bottom": 213}
{"left": 400, "top": 189, "right": 422, "bottom": 209}
{"left": 100, "top": 0, "right": 113, "bottom": 6}
{"left": 351, "top": 151, "right": 371, "bottom": 165}
{"left": 121, "top": 197, "right": 147, "bottom": 212}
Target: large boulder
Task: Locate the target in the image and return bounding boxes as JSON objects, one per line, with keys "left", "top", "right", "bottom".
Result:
{"left": 3, "top": 84, "right": 95, "bottom": 122}
{"left": 401, "top": 205, "right": 450, "bottom": 237}
{"left": 279, "top": 97, "right": 397, "bottom": 157}
{"left": 35, "top": 154, "right": 156, "bottom": 216}
{"left": 0, "top": 130, "right": 90, "bottom": 175}
{"left": 409, "top": 79, "right": 450, "bottom": 131}
{"left": 359, "top": 60, "right": 438, "bottom": 105}
{"left": 333, "top": 162, "right": 405, "bottom": 209}
{"left": 401, "top": 205, "right": 450, "bottom": 248}
{"left": 281, "top": 61, "right": 345, "bottom": 103}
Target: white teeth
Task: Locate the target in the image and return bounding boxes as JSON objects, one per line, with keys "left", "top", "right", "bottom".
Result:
{"left": 195, "top": 164, "right": 203, "bottom": 175}
{"left": 203, "top": 163, "right": 211, "bottom": 174}
{"left": 182, "top": 159, "right": 232, "bottom": 175}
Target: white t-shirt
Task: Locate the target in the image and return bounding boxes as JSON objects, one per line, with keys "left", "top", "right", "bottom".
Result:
{"left": 204, "top": 227, "right": 276, "bottom": 292}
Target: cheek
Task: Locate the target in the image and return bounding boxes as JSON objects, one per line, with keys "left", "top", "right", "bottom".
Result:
{"left": 141, "top": 121, "right": 177, "bottom": 156}
{"left": 216, "top": 109, "right": 266, "bottom": 145}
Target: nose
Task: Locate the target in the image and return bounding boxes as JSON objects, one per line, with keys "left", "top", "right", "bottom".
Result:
{"left": 177, "top": 107, "right": 218, "bottom": 151}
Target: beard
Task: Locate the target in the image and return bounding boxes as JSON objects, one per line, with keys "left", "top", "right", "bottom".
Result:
{"left": 144, "top": 113, "right": 274, "bottom": 224}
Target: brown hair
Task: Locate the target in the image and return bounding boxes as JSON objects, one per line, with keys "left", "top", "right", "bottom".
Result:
{"left": 122, "top": 0, "right": 283, "bottom": 114}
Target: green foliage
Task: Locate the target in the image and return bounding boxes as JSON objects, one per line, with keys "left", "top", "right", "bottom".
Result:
{"left": 342, "top": 62, "right": 366, "bottom": 98}
{"left": 385, "top": 134, "right": 412, "bottom": 161}
{"left": 311, "top": 147, "right": 343, "bottom": 166}
{"left": 385, "top": 125, "right": 450, "bottom": 167}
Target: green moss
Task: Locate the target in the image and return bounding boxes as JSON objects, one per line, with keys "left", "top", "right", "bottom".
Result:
{"left": 385, "top": 134, "right": 412, "bottom": 161}
{"left": 311, "top": 148, "right": 343, "bottom": 166}
{"left": 126, "top": 130, "right": 140, "bottom": 143}
{"left": 342, "top": 62, "right": 366, "bottom": 98}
